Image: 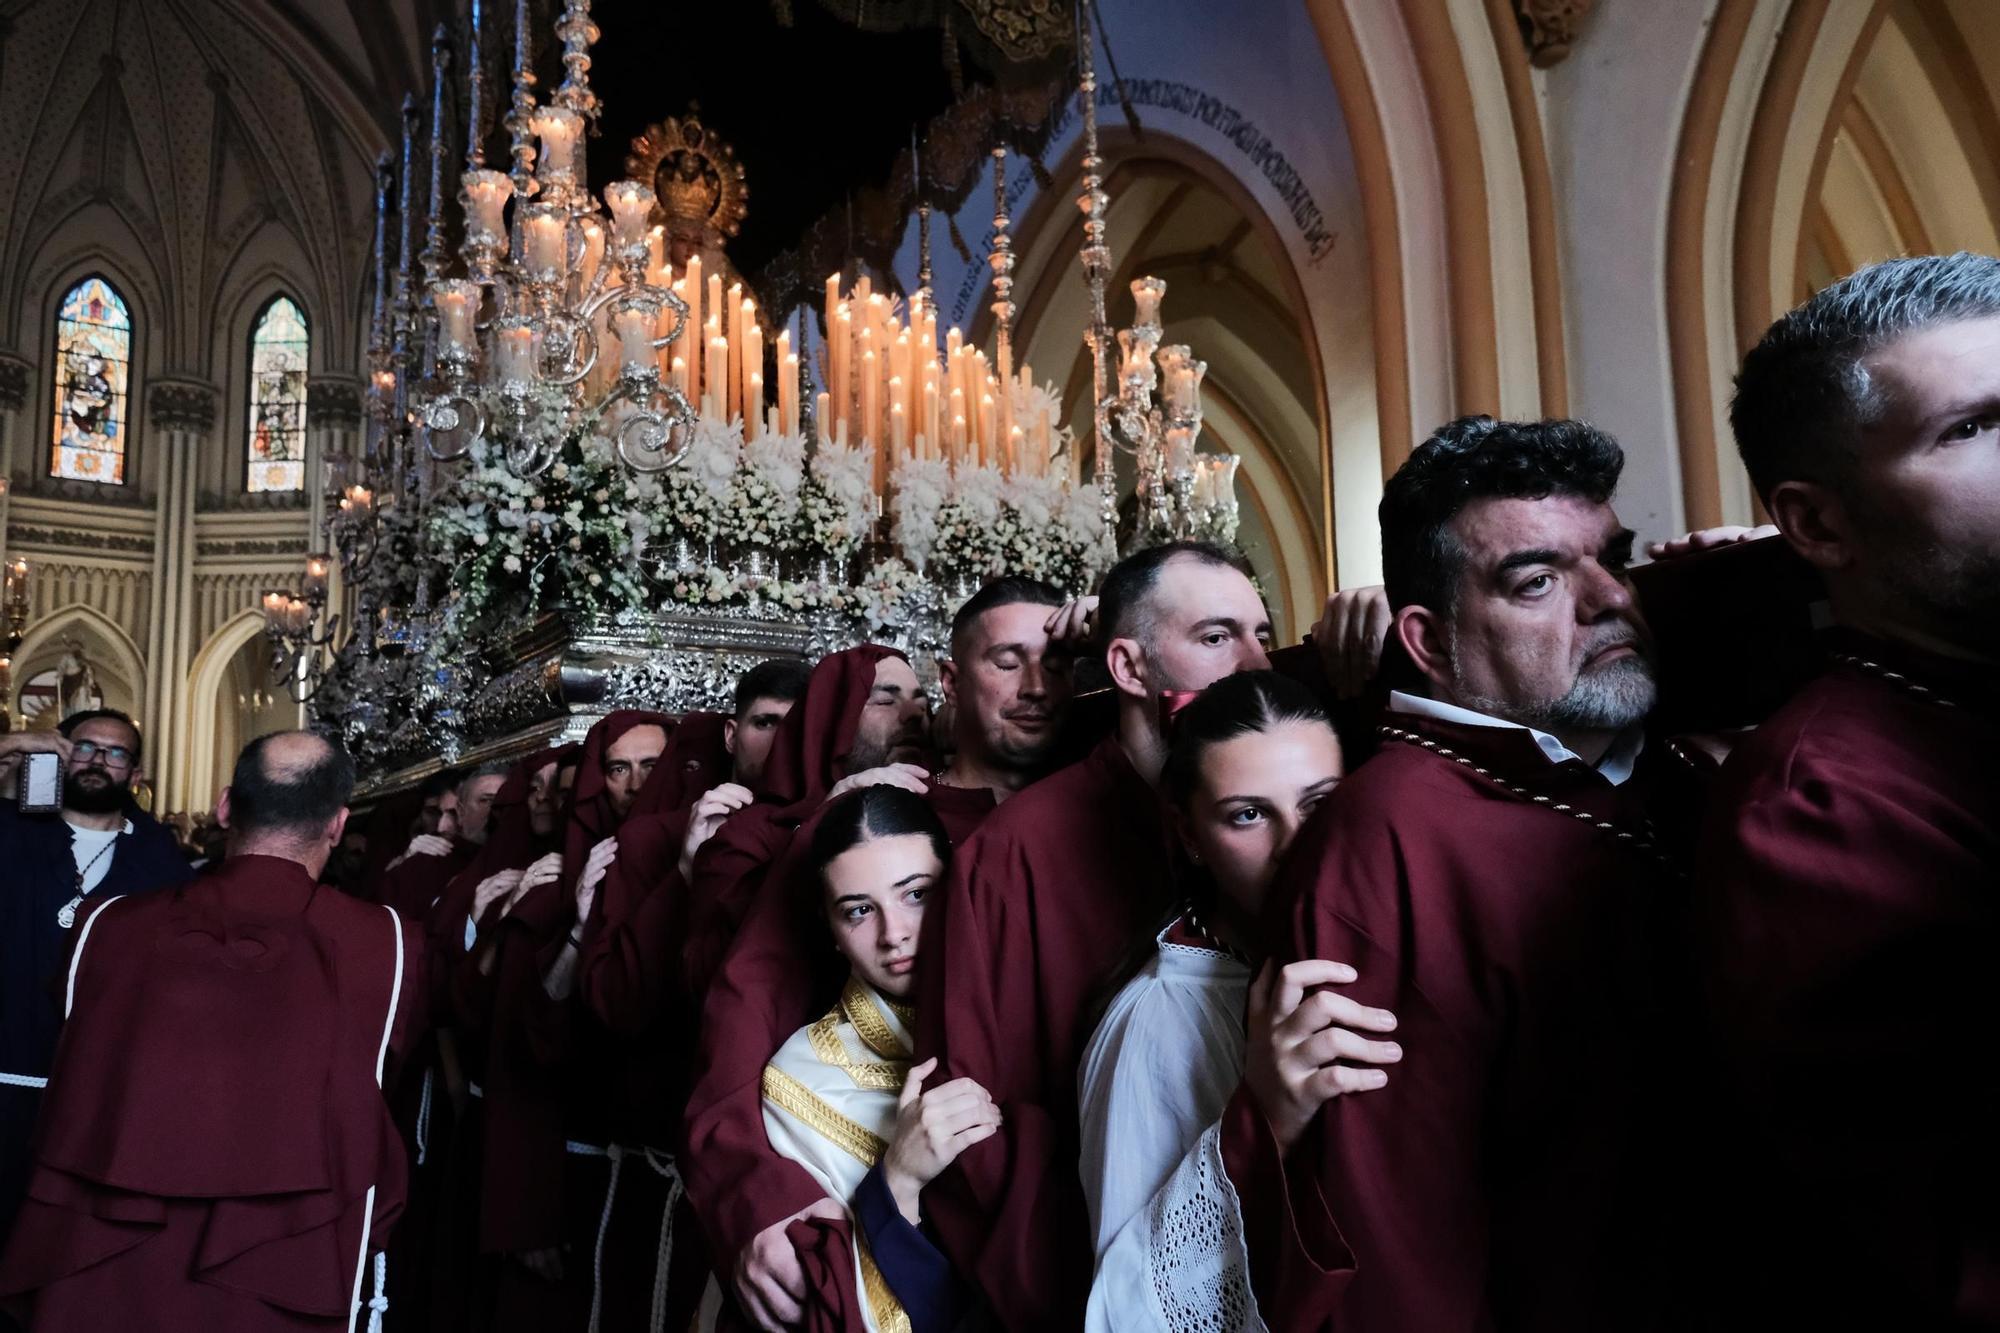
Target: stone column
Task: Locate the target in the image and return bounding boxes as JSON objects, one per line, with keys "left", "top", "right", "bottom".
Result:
{"left": 0, "top": 355, "right": 30, "bottom": 573}
{"left": 307, "top": 378, "right": 362, "bottom": 631}
{"left": 143, "top": 381, "right": 217, "bottom": 816}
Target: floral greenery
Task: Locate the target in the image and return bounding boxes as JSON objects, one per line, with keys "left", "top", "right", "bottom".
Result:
{"left": 424, "top": 408, "right": 1146, "bottom": 656}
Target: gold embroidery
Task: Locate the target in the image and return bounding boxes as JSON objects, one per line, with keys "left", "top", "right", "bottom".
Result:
{"left": 842, "top": 979, "right": 913, "bottom": 1061}
{"left": 761, "top": 1064, "right": 886, "bottom": 1167}
{"left": 857, "top": 1231, "right": 914, "bottom": 1333}
{"left": 805, "top": 989, "right": 911, "bottom": 1093}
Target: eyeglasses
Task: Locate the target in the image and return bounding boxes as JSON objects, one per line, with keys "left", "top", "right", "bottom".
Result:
{"left": 72, "top": 741, "right": 135, "bottom": 769}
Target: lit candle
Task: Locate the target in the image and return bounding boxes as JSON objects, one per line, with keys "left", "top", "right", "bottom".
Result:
{"left": 262, "top": 591, "right": 286, "bottom": 626}
{"left": 890, "top": 400, "right": 907, "bottom": 456}
{"left": 460, "top": 169, "right": 513, "bottom": 244}
{"left": 604, "top": 180, "right": 655, "bottom": 246}
{"left": 825, "top": 273, "right": 842, "bottom": 325}
{"left": 1132, "top": 276, "right": 1167, "bottom": 329}
{"left": 888, "top": 377, "right": 904, "bottom": 454}
{"left": 303, "top": 555, "right": 330, "bottom": 602}
{"left": 576, "top": 218, "right": 605, "bottom": 295}
{"left": 743, "top": 319, "right": 762, "bottom": 425}
{"left": 613, "top": 304, "right": 657, "bottom": 375}
{"left": 531, "top": 106, "right": 583, "bottom": 182}
{"left": 432, "top": 280, "right": 479, "bottom": 353}
{"left": 522, "top": 205, "right": 567, "bottom": 281}
{"left": 684, "top": 255, "right": 703, "bottom": 325}
{"left": 672, "top": 355, "right": 689, "bottom": 400}
{"left": 496, "top": 321, "right": 539, "bottom": 382}
{"left": 287, "top": 597, "right": 310, "bottom": 635}
{"left": 815, "top": 391, "right": 831, "bottom": 446}
{"left": 707, "top": 336, "right": 728, "bottom": 420}
{"left": 643, "top": 226, "right": 667, "bottom": 289}
{"left": 979, "top": 393, "right": 996, "bottom": 468}
{"left": 860, "top": 349, "right": 878, "bottom": 445}
{"left": 747, "top": 372, "right": 763, "bottom": 438}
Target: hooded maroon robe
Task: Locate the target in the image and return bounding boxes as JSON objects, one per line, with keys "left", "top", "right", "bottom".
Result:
{"left": 416, "top": 744, "right": 577, "bottom": 1333}
{"left": 0, "top": 855, "right": 423, "bottom": 1331}
{"left": 1271, "top": 712, "right": 1684, "bottom": 1332}
{"left": 577, "top": 711, "right": 732, "bottom": 1039}
{"left": 910, "top": 734, "right": 1176, "bottom": 1327}
{"left": 684, "top": 778, "right": 996, "bottom": 1331}
{"left": 1695, "top": 633, "right": 2000, "bottom": 1326}
{"left": 475, "top": 712, "right": 674, "bottom": 1332}
{"left": 683, "top": 646, "right": 910, "bottom": 1001}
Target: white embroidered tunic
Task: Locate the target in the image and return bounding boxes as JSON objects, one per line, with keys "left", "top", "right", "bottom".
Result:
{"left": 1077, "top": 928, "right": 1266, "bottom": 1333}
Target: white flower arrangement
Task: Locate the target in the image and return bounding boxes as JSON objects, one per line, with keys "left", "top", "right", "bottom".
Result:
{"left": 800, "top": 437, "right": 875, "bottom": 558}
{"left": 890, "top": 457, "right": 952, "bottom": 571}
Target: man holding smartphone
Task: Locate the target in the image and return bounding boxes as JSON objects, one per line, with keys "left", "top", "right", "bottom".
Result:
{"left": 0, "top": 709, "right": 188, "bottom": 1270}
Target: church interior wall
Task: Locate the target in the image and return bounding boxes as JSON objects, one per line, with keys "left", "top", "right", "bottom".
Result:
{"left": 0, "top": 0, "right": 1994, "bottom": 813}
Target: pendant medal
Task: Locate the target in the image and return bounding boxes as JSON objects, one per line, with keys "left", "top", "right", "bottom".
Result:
{"left": 56, "top": 896, "right": 82, "bottom": 929}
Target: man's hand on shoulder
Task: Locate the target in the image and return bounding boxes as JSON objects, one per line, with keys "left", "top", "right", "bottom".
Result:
{"left": 1312, "top": 586, "right": 1391, "bottom": 700}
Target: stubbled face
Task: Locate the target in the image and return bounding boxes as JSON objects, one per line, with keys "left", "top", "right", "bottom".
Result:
{"left": 944, "top": 601, "right": 1074, "bottom": 776}
{"left": 727, "top": 695, "right": 797, "bottom": 787}
{"left": 1844, "top": 315, "right": 2000, "bottom": 656}
{"left": 1422, "top": 494, "right": 1656, "bottom": 735}
{"left": 1179, "top": 720, "right": 1344, "bottom": 919}
{"left": 432, "top": 789, "right": 462, "bottom": 840}
{"left": 525, "top": 760, "right": 561, "bottom": 838}
{"left": 603, "top": 724, "right": 669, "bottom": 821}
{"left": 457, "top": 774, "right": 508, "bottom": 845}
{"left": 822, "top": 832, "right": 942, "bottom": 1001}
{"left": 843, "top": 657, "right": 930, "bottom": 775}
{"left": 63, "top": 716, "right": 141, "bottom": 813}
{"left": 1118, "top": 557, "right": 1273, "bottom": 700}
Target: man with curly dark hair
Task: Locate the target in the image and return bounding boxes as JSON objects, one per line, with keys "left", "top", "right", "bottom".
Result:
{"left": 1267, "top": 414, "right": 1684, "bottom": 1330}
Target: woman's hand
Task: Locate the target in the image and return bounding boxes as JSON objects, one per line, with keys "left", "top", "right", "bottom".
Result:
{"left": 881, "top": 1057, "right": 1002, "bottom": 1224}
{"left": 1244, "top": 959, "right": 1401, "bottom": 1152}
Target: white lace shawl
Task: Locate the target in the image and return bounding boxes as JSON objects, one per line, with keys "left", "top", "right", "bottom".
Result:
{"left": 1077, "top": 933, "right": 1266, "bottom": 1332}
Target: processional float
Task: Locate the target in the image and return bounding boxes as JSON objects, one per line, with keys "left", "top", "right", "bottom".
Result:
{"left": 264, "top": 0, "right": 1241, "bottom": 787}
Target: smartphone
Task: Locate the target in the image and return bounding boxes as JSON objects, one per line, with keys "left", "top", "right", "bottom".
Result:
{"left": 19, "top": 750, "right": 62, "bottom": 814}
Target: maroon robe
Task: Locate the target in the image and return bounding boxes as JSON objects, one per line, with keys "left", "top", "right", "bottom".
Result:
{"left": 913, "top": 735, "right": 1176, "bottom": 1326}
{"left": 0, "top": 855, "right": 423, "bottom": 1331}
{"left": 375, "top": 837, "right": 474, "bottom": 924}
{"left": 1274, "top": 713, "right": 1682, "bottom": 1331}
{"left": 418, "top": 744, "right": 577, "bottom": 1333}
{"left": 1695, "top": 633, "right": 2000, "bottom": 1326}
{"left": 476, "top": 712, "right": 679, "bottom": 1333}
{"left": 683, "top": 646, "right": 909, "bottom": 1002}
{"left": 683, "top": 780, "right": 996, "bottom": 1329}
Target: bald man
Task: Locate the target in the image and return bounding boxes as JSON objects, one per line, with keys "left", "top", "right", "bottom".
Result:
{"left": 0, "top": 730, "right": 424, "bottom": 1331}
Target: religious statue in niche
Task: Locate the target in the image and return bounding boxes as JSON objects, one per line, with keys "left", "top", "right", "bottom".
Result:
{"left": 625, "top": 111, "right": 752, "bottom": 279}
{"left": 55, "top": 638, "right": 104, "bottom": 721}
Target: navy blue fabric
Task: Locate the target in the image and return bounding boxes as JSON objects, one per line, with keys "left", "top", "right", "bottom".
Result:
{"left": 854, "top": 1161, "right": 965, "bottom": 1333}
{"left": 0, "top": 800, "right": 189, "bottom": 1250}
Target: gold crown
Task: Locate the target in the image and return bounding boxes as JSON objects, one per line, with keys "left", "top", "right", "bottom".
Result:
{"left": 624, "top": 111, "right": 749, "bottom": 241}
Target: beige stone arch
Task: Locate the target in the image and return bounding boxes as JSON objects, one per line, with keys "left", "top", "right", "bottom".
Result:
{"left": 12, "top": 602, "right": 148, "bottom": 725}
{"left": 171, "top": 609, "right": 283, "bottom": 817}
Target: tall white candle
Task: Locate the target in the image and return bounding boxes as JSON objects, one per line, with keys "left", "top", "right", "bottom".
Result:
{"left": 604, "top": 180, "right": 655, "bottom": 246}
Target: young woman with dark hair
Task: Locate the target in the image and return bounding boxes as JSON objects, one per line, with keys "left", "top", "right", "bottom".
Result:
{"left": 703, "top": 784, "right": 993, "bottom": 1333}
{"left": 1077, "top": 670, "right": 1402, "bottom": 1332}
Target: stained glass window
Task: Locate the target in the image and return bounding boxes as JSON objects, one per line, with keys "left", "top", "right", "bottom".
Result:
{"left": 50, "top": 277, "right": 132, "bottom": 484}
{"left": 247, "top": 296, "right": 310, "bottom": 493}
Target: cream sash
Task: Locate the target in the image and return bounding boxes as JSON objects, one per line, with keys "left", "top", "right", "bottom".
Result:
{"left": 759, "top": 977, "right": 917, "bottom": 1333}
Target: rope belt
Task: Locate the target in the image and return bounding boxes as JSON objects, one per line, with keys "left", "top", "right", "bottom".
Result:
{"left": 0, "top": 1072, "right": 49, "bottom": 1090}
{"left": 567, "top": 1142, "right": 683, "bottom": 1333}
{"left": 414, "top": 1066, "right": 436, "bottom": 1167}
{"left": 365, "top": 1252, "right": 389, "bottom": 1333}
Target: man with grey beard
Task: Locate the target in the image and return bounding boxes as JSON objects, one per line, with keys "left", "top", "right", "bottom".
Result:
{"left": 1262, "top": 416, "right": 1686, "bottom": 1331}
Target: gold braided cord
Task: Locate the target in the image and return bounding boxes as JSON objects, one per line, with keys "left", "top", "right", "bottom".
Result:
{"left": 857, "top": 1232, "right": 915, "bottom": 1333}
{"left": 761, "top": 1065, "right": 887, "bottom": 1168}
{"left": 807, "top": 1009, "right": 908, "bottom": 1093}
{"left": 842, "top": 979, "right": 914, "bottom": 1062}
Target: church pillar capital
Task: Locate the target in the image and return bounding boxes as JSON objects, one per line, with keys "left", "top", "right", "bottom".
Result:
{"left": 147, "top": 380, "right": 219, "bottom": 435}
{"left": 0, "top": 354, "right": 30, "bottom": 413}
{"left": 307, "top": 377, "right": 364, "bottom": 428}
